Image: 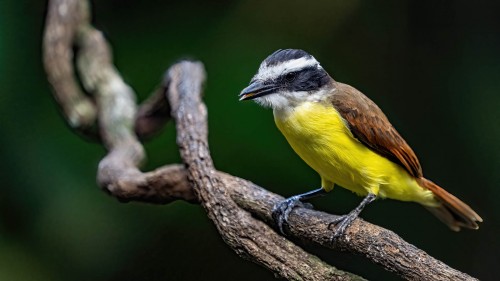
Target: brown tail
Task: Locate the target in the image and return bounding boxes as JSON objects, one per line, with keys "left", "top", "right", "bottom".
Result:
{"left": 417, "top": 178, "right": 483, "bottom": 231}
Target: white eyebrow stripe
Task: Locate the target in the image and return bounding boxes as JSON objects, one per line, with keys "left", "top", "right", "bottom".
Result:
{"left": 256, "top": 57, "right": 320, "bottom": 81}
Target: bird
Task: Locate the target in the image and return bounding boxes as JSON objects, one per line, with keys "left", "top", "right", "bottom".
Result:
{"left": 238, "top": 49, "right": 482, "bottom": 239}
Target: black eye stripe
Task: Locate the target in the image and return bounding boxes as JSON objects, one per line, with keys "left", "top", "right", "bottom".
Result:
{"left": 276, "top": 66, "right": 329, "bottom": 91}
{"left": 280, "top": 66, "right": 318, "bottom": 81}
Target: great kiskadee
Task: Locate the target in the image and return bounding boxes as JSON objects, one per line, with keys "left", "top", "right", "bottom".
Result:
{"left": 239, "top": 49, "right": 482, "bottom": 238}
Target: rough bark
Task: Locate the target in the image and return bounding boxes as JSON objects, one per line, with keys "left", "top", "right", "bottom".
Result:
{"left": 42, "top": 0, "right": 479, "bottom": 280}
{"left": 43, "top": 0, "right": 97, "bottom": 138}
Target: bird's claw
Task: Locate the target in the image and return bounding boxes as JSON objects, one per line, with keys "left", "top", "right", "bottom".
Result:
{"left": 328, "top": 213, "right": 357, "bottom": 242}
{"left": 272, "top": 196, "right": 304, "bottom": 235}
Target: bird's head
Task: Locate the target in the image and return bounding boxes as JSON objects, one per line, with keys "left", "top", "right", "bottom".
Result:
{"left": 239, "top": 49, "right": 333, "bottom": 110}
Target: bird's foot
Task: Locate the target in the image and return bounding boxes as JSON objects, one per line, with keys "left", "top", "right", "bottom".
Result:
{"left": 328, "top": 193, "right": 376, "bottom": 242}
{"left": 272, "top": 195, "right": 307, "bottom": 235}
{"left": 328, "top": 211, "right": 359, "bottom": 242}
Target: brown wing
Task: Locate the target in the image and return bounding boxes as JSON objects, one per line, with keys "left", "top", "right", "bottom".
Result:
{"left": 331, "top": 82, "right": 423, "bottom": 178}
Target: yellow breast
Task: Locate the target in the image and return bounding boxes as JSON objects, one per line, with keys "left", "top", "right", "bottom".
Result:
{"left": 274, "top": 101, "right": 435, "bottom": 205}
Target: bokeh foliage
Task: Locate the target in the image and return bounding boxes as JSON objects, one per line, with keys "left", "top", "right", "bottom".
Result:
{"left": 0, "top": 0, "right": 499, "bottom": 280}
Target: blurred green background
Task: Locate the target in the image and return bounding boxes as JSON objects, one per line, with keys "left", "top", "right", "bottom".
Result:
{"left": 1, "top": 0, "right": 499, "bottom": 280}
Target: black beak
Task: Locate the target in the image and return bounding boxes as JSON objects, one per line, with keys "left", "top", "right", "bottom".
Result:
{"left": 239, "top": 81, "right": 278, "bottom": 101}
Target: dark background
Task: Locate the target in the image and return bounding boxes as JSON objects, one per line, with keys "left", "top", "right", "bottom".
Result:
{"left": 1, "top": 0, "right": 499, "bottom": 280}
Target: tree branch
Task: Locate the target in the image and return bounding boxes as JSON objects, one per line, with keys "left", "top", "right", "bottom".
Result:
{"left": 43, "top": 0, "right": 173, "bottom": 141}
{"left": 229, "top": 179, "right": 476, "bottom": 280}
{"left": 135, "top": 79, "right": 171, "bottom": 140}
{"left": 43, "top": 0, "right": 98, "bottom": 139}
{"left": 42, "top": 0, "right": 479, "bottom": 280}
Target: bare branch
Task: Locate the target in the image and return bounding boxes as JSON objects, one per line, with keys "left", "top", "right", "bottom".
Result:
{"left": 229, "top": 176, "right": 478, "bottom": 281}
{"left": 43, "top": 0, "right": 98, "bottom": 138}
{"left": 71, "top": 4, "right": 195, "bottom": 204}
{"left": 135, "top": 80, "right": 171, "bottom": 140}
{"left": 43, "top": 0, "right": 171, "bottom": 141}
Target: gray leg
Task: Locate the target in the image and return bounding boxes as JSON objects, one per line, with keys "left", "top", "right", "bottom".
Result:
{"left": 272, "top": 188, "right": 327, "bottom": 234}
{"left": 329, "top": 193, "right": 376, "bottom": 241}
